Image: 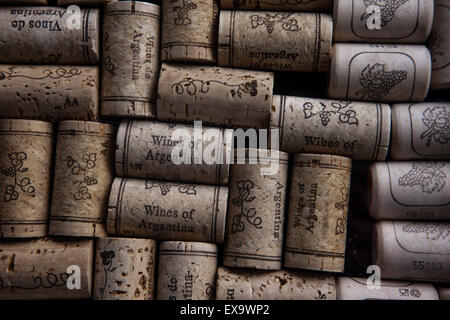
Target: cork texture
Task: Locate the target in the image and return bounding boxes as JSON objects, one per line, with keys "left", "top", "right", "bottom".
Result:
{"left": 93, "top": 237, "right": 157, "bottom": 300}
{"left": 218, "top": 10, "right": 332, "bottom": 72}
{"left": 161, "top": 0, "right": 218, "bottom": 64}
{"left": 270, "top": 95, "right": 391, "bottom": 160}
{"left": 220, "top": 0, "right": 332, "bottom": 11}
{"left": 373, "top": 221, "right": 450, "bottom": 283}
{"left": 49, "top": 121, "right": 115, "bottom": 238}
{"left": 328, "top": 44, "right": 432, "bottom": 103}
{"left": 58, "top": 0, "right": 113, "bottom": 5}
{"left": 0, "top": 7, "right": 99, "bottom": 65}
{"left": 115, "top": 120, "right": 231, "bottom": 185}
{"left": 333, "top": 0, "right": 433, "bottom": 43}
{"left": 156, "top": 241, "right": 218, "bottom": 300}
{"left": 157, "top": 63, "right": 274, "bottom": 129}
{"left": 101, "top": 1, "right": 160, "bottom": 118}
{"left": 284, "top": 154, "right": 352, "bottom": 273}
{"left": 0, "top": 119, "right": 53, "bottom": 238}
{"left": 0, "top": 0, "right": 47, "bottom": 4}
{"left": 368, "top": 161, "right": 450, "bottom": 221}
{"left": 106, "top": 177, "right": 228, "bottom": 244}
{"left": 0, "top": 238, "right": 94, "bottom": 300}
{"left": 438, "top": 287, "right": 450, "bottom": 300}
{"left": 224, "top": 149, "right": 289, "bottom": 270}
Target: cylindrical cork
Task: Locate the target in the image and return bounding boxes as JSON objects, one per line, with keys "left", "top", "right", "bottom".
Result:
{"left": 333, "top": 0, "right": 433, "bottom": 44}
{"left": 101, "top": 1, "right": 160, "bottom": 119}
{"left": 0, "top": 0, "right": 47, "bottom": 4}
{"left": 391, "top": 103, "right": 450, "bottom": 160}
{"left": 328, "top": 44, "right": 432, "bottom": 103}
{"left": 220, "top": 0, "right": 332, "bottom": 11}
{"left": 0, "top": 7, "right": 99, "bottom": 65}
{"left": 284, "top": 154, "right": 352, "bottom": 273}
{"left": 161, "top": 0, "right": 218, "bottom": 64}
{"left": 93, "top": 237, "right": 157, "bottom": 300}
{"left": 115, "top": 120, "right": 231, "bottom": 185}
{"left": 218, "top": 11, "right": 332, "bottom": 72}
{"left": 0, "top": 119, "right": 53, "bottom": 238}
{"left": 368, "top": 161, "right": 450, "bottom": 221}
{"left": 58, "top": 0, "right": 112, "bottom": 5}
{"left": 336, "top": 277, "right": 439, "bottom": 300}
{"left": 438, "top": 287, "right": 450, "bottom": 300}
{"left": 106, "top": 177, "right": 228, "bottom": 244}
{"left": 270, "top": 95, "right": 391, "bottom": 160}
{"left": 429, "top": 0, "right": 450, "bottom": 90}
{"left": 373, "top": 221, "right": 450, "bottom": 283}
{"left": 0, "top": 65, "right": 99, "bottom": 122}
{"left": 49, "top": 121, "right": 115, "bottom": 238}
{"left": 223, "top": 149, "right": 289, "bottom": 270}
{"left": 157, "top": 63, "right": 274, "bottom": 129}
{"left": 216, "top": 267, "right": 336, "bottom": 300}
{"left": 0, "top": 238, "right": 93, "bottom": 300}
{"left": 156, "top": 241, "right": 218, "bottom": 300}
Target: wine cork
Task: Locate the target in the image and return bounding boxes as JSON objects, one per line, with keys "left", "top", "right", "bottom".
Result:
{"left": 161, "top": 0, "right": 218, "bottom": 64}
{"left": 0, "top": 0, "right": 47, "bottom": 4}
{"left": 156, "top": 241, "right": 217, "bottom": 300}
{"left": 101, "top": 1, "right": 160, "bottom": 119}
{"left": 328, "top": 44, "right": 432, "bottom": 103}
{"left": 333, "top": 0, "right": 433, "bottom": 44}
{"left": 218, "top": 10, "right": 332, "bottom": 72}
{"left": 106, "top": 177, "right": 228, "bottom": 244}
{"left": 270, "top": 95, "right": 391, "bottom": 160}
{"left": 157, "top": 63, "right": 274, "bottom": 129}
{"left": 429, "top": 0, "right": 450, "bottom": 90}
{"left": 93, "top": 237, "right": 156, "bottom": 300}
{"left": 336, "top": 277, "right": 439, "bottom": 300}
{"left": 223, "top": 149, "right": 288, "bottom": 270}
{"left": 49, "top": 121, "right": 115, "bottom": 238}
{"left": 0, "top": 119, "right": 53, "bottom": 238}
{"left": 0, "top": 7, "right": 99, "bottom": 65}
{"left": 0, "top": 238, "right": 94, "bottom": 300}
{"left": 58, "top": 0, "right": 113, "bottom": 5}
{"left": 391, "top": 103, "right": 450, "bottom": 160}
{"left": 220, "top": 0, "right": 332, "bottom": 11}
{"left": 0, "top": 65, "right": 99, "bottom": 122}
{"left": 115, "top": 120, "right": 231, "bottom": 185}
{"left": 368, "top": 161, "right": 450, "bottom": 221}
{"left": 284, "top": 154, "right": 352, "bottom": 273}
{"left": 216, "top": 267, "right": 336, "bottom": 300}
{"left": 373, "top": 221, "right": 450, "bottom": 283}
{"left": 438, "top": 287, "right": 450, "bottom": 300}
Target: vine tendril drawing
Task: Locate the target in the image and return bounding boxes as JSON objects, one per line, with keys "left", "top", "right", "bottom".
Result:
{"left": 1, "top": 152, "right": 35, "bottom": 202}
{"left": 250, "top": 13, "right": 299, "bottom": 34}
{"left": 303, "top": 101, "right": 358, "bottom": 126}
{"left": 172, "top": 78, "right": 258, "bottom": 98}
{"left": 231, "top": 180, "right": 262, "bottom": 233}
{"left": 145, "top": 180, "right": 197, "bottom": 195}
{"left": 66, "top": 153, "right": 98, "bottom": 201}
{"left": 0, "top": 67, "right": 82, "bottom": 81}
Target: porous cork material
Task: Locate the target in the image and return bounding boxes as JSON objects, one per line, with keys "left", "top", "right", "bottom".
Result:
{"left": 58, "top": 0, "right": 113, "bottom": 5}
{"left": 220, "top": 0, "right": 332, "bottom": 11}
{"left": 0, "top": 0, "right": 47, "bottom": 4}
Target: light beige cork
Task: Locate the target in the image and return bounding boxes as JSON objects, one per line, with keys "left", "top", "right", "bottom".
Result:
{"left": 333, "top": 0, "right": 433, "bottom": 44}
{"left": 216, "top": 267, "right": 336, "bottom": 300}
{"left": 93, "top": 237, "right": 156, "bottom": 300}
{"left": 438, "top": 287, "right": 450, "bottom": 300}
{"left": 0, "top": 119, "right": 53, "bottom": 238}
{"left": 156, "top": 241, "right": 217, "bottom": 300}
{"left": 58, "top": 0, "right": 113, "bottom": 5}
{"left": 284, "top": 154, "right": 352, "bottom": 273}
{"left": 49, "top": 121, "right": 115, "bottom": 238}
{"left": 373, "top": 221, "right": 450, "bottom": 283}
{"left": 157, "top": 63, "right": 274, "bottom": 129}
{"left": 270, "top": 95, "right": 391, "bottom": 160}
{"left": 224, "top": 149, "right": 289, "bottom": 270}
{"left": 220, "top": 0, "right": 332, "bottom": 11}
{"left": 0, "top": 0, "right": 47, "bottom": 4}
{"left": 115, "top": 120, "right": 231, "bottom": 185}
{"left": 161, "top": 0, "right": 218, "bottom": 64}
{"left": 101, "top": 1, "right": 160, "bottom": 119}
{"left": 218, "top": 10, "right": 332, "bottom": 72}
{"left": 106, "top": 177, "right": 228, "bottom": 244}
{"left": 391, "top": 103, "right": 450, "bottom": 160}
{"left": 0, "top": 7, "right": 99, "bottom": 65}
{"left": 0, "top": 65, "right": 99, "bottom": 122}
{"left": 0, "top": 238, "right": 94, "bottom": 300}
{"left": 429, "top": 0, "right": 450, "bottom": 90}
{"left": 328, "top": 44, "right": 432, "bottom": 103}
{"left": 368, "top": 161, "right": 450, "bottom": 221}
{"left": 336, "top": 277, "right": 439, "bottom": 300}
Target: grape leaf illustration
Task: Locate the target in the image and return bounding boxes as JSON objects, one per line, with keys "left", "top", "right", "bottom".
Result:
{"left": 420, "top": 107, "right": 450, "bottom": 146}
{"left": 398, "top": 162, "right": 447, "bottom": 193}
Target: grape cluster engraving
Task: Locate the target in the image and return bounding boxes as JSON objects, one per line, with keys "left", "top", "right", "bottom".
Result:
{"left": 1, "top": 152, "right": 35, "bottom": 202}
{"left": 420, "top": 107, "right": 450, "bottom": 147}
{"left": 398, "top": 162, "right": 446, "bottom": 194}
{"left": 334, "top": 186, "right": 350, "bottom": 235}
{"left": 67, "top": 153, "right": 98, "bottom": 201}
{"left": 231, "top": 180, "right": 262, "bottom": 233}
{"left": 250, "top": 13, "right": 299, "bottom": 34}
{"left": 303, "top": 100, "right": 358, "bottom": 126}
{"left": 100, "top": 250, "right": 117, "bottom": 300}
{"left": 172, "top": 0, "right": 198, "bottom": 25}
{"left": 361, "top": 0, "right": 409, "bottom": 27}
{"left": 402, "top": 222, "right": 449, "bottom": 241}
{"left": 145, "top": 180, "right": 197, "bottom": 196}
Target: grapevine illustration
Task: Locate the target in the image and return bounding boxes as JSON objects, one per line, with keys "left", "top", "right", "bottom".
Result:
{"left": 145, "top": 180, "right": 197, "bottom": 195}
{"left": 428, "top": 31, "right": 444, "bottom": 65}
{"left": 402, "top": 222, "right": 449, "bottom": 241}
{"left": 250, "top": 13, "right": 299, "bottom": 34}
{"left": 356, "top": 63, "right": 407, "bottom": 100}
{"left": 232, "top": 0, "right": 317, "bottom": 7}
{"left": 1, "top": 152, "right": 35, "bottom": 202}
{"left": 231, "top": 180, "right": 262, "bottom": 233}
{"left": 172, "top": 0, "right": 198, "bottom": 25}
{"left": 0, "top": 66, "right": 82, "bottom": 81}
{"left": 303, "top": 101, "right": 358, "bottom": 126}
{"left": 100, "top": 250, "right": 117, "bottom": 300}
{"left": 334, "top": 186, "right": 350, "bottom": 235}
{"left": 420, "top": 107, "right": 450, "bottom": 147}
{"left": 66, "top": 153, "right": 98, "bottom": 201}
{"left": 360, "top": 0, "right": 409, "bottom": 27}
{"left": 398, "top": 162, "right": 446, "bottom": 194}
{"left": 172, "top": 78, "right": 258, "bottom": 98}
{"left": 399, "top": 288, "right": 421, "bottom": 298}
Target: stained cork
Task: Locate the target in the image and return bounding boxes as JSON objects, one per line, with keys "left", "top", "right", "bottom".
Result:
{"left": 284, "top": 154, "right": 352, "bottom": 273}
{"left": 220, "top": 0, "right": 332, "bottom": 11}
{"left": 0, "top": 119, "right": 53, "bottom": 238}
{"left": 156, "top": 241, "right": 218, "bottom": 300}
{"left": 328, "top": 44, "right": 432, "bottom": 103}
{"left": 101, "top": 1, "right": 160, "bottom": 119}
